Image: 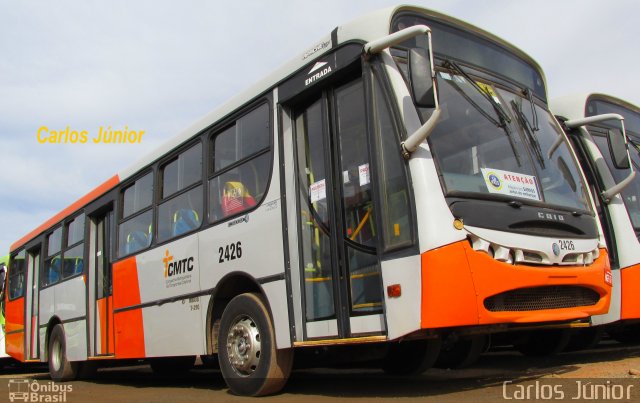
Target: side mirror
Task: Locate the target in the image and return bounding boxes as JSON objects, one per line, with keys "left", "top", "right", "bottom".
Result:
{"left": 608, "top": 128, "right": 631, "bottom": 170}
{"left": 408, "top": 47, "right": 436, "bottom": 108}
{"left": 564, "top": 113, "right": 635, "bottom": 203}
{"left": 364, "top": 25, "right": 441, "bottom": 158}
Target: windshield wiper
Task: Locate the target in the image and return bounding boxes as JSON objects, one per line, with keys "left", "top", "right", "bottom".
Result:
{"left": 444, "top": 60, "right": 512, "bottom": 126}
{"left": 511, "top": 98, "right": 545, "bottom": 169}
{"left": 524, "top": 88, "right": 539, "bottom": 131}
{"left": 443, "top": 59, "right": 520, "bottom": 166}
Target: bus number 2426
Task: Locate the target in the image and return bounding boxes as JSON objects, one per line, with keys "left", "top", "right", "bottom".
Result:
{"left": 219, "top": 241, "right": 242, "bottom": 263}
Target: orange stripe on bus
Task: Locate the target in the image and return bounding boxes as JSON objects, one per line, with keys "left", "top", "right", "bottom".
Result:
{"left": 421, "top": 241, "right": 479, "bottom": 328}
{"left": 10, "top": 175, "right": 120, "bottom": 252}
{"left": 620, "top": 263, "right": 640, "bottom": 320}
{"left": 112, "top": 256, "right": 145, "bottom": 358}
{"left": 5, "top": 297, "right": 25, "bottom": 361}
{"left": 96, "top": 297, "right": 115, "bottom": 355}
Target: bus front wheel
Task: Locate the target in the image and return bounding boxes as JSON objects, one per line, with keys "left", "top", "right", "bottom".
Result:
{"left": 218, "top": 293, "right": 293, "bottom": 396}
{"left": 382, "top": 338, "right": 442, "bottom": 375}
{"left": 514, "top": 329, "right": 571, "bottom": 356}
{"left": 48, "top": 324, "right": 78, "bottom": 381}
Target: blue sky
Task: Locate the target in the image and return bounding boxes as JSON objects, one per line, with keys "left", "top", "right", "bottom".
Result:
{"left": 1, "top": 0, "right": 638, "bottom": 255}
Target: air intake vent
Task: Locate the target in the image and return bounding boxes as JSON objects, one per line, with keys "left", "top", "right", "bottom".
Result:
{"left": 484, "top": 286, "right": 599, "bottom": 312}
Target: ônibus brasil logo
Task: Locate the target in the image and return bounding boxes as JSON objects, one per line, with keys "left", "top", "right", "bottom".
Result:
{"left": 8, "top": 379, "right": 72, "bottom": 402}
{"left": 163, "top": 249, "right": 194, "bottom": 278}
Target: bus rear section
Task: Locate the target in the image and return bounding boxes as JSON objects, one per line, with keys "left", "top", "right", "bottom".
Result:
{"left": 552, "top": 93, "right": 640, "bottom": 343}
{"left": 3, "top": 5, "right": 613, "bottom": 396}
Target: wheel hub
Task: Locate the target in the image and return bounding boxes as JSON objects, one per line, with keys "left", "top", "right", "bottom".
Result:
{"left": 226, "top": 315, "right": 261, "bottom": 376}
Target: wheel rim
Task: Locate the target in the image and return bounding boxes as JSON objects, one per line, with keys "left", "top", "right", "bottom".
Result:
{"left": 51, "top": 338, "right": 62, "bottom": 372}
{"left": 226, "top": 314, "right": 261, "bottom": 376}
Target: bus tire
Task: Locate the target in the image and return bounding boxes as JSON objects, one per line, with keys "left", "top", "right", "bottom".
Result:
{"left": 218, "top": 293, "right": 293, "bottom": 396}
{"left": 515, "top": 329, "right": 571, "bottom": 357}
{"left": 150, "top": 356, "right": 196, "bottom": 374}
{"left": 564, "top": 327, "right": 604, "bottom": 352}
{"left": 435, "top": 334, "right": 488, "bottom": 369}
{"left": 609, "top": 324, "right": 640, "bottom": 344}
{"left": 382, "top": 338, "right": 442, "bottom": 375}
{"left": 48, "top": 324, "right": 78, "bottom": 381}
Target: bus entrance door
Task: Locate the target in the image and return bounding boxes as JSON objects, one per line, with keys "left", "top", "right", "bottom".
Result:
{"left": 292, "top": 75, "right": 385, "bottom": 340}
{"left": 89, "top": 210, "right": 115, "bottom": 356}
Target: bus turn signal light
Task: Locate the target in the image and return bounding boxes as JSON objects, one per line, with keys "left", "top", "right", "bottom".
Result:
{"left": 387, "top": 284, "right": 401, "bottom": 298}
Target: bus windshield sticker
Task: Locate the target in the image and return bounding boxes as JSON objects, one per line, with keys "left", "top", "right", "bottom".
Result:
{"left": 310, "top": 179, "right": 326, "bottom": 203}
{"left": 343, "top": 170, "right": 350, "bottom": 184}
{"left": 359, "top": 164, "right": 370, "bottom": 186}
{"left": 476, "top": 82, "right": 501, "bottom": 104}
{"left": 439, "top": 72, "right": 452, "bottom": 81}
{"left": 480, "top": 168, "right": 541, "bottom": 201}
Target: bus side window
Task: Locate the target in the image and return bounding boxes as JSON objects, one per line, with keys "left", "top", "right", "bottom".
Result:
{"left": 158, "top": 142, "right": 203, "bottom": 243}
{"left": 8, "top": 250, "right": 26, "bottom": 299}
{"left": 43, "top": 227, "right": 63, "bottom": 286}
{"left": 208, "top": 103, "right": 271, "bottom": 222}
{"left": 62, "top": 213, "right": 85, "bottom": 278}
{"left": 118, "top": 172, "right": 154, "bottom": 257}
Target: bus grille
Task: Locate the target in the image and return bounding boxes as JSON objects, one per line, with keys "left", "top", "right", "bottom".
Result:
{"left": 484, "top": 286, "right": 600, "bottom": 312}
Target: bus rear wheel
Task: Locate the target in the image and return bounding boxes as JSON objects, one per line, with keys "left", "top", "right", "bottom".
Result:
{"left": 218, "top": 293, "right": 293, "bottom": 396}
{"left": 48, "top": 324, "right": 78, "bottom": 381}
{"left": 382, "top": 338, "right": 441, "bottom": 375}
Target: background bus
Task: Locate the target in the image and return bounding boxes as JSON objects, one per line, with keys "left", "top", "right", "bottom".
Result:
{"left": 0, "top": 254, "right": 10, "bottom": 363}
{"left": 552, "top": 93, "right": 640, "bottom": 345}
{"left": 5, "top": 5, "right": 611, "bottom": 395}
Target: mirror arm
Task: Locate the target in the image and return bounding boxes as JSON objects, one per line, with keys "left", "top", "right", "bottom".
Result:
{"left": 564, "top": 113, "right": 624, "bottom": 129}
{"left": 364, "top": 25, "right": 431, "bottom": 55}
{"left": 401, "top": 108, "right": 442, "bottom": 159}
{"left": 602, "top": 170, "right": 636, "bottom": 204}
{"left": 365, "top": 25, "right": 441, "bottom": 159}
{"left": 565, "top": 112, "right": 635, "bottom": 203}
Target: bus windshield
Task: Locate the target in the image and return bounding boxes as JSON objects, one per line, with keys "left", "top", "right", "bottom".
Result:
{"left": 427, "top": 71, "right": 591, "bottom": 212}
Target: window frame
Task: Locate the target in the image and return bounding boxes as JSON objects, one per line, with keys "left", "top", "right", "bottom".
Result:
{"left": 207, "top": 100, "right": 274, "bottom": 225}
{"left": 42, "top": 224, "right": 64, "bottom": 288}
{"left": 117, "top": 169, "right": 155, "bottom": 258}
{"left": 8, "top": 249, "right": 27, "bottom": 301}
{"left": 60, "top": 212, "right": 86, "bottom": 281}
{"left": 155, "top": 139, "right": 205, "bottom": 245}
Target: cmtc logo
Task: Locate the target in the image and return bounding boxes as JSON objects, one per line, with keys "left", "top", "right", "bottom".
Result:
{"left": 488, "top": 173, "right": 502, "bottom": 190}
{"left": 552, "top": 243, "right": 561, "bottom": 257}
{"left": 163, "top": 249, "right": 194, "bottom": 278}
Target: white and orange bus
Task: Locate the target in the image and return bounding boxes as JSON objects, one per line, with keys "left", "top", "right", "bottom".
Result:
{"left": 552, "top": 94, "right": 640, "bottom": 346}
{"left": 5, "top": 5, "right": 612, "bottom": 395}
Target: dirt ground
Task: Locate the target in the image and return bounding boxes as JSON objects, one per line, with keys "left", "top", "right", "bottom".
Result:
{"left": 1, "top": 341, "right": 640, "bottom": 402}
